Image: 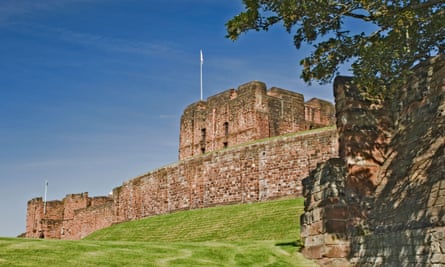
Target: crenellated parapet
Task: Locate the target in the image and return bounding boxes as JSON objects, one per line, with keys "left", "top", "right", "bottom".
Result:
{"left": 25, "top": 193, "right": 113, "bottom": 239}
{"left": 178, "top": 81, "right": 335, "bottom": 159}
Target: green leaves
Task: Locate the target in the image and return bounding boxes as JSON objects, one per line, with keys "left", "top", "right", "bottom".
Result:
{"left": 226, "top": 0, "right": 445, "bottom": 97}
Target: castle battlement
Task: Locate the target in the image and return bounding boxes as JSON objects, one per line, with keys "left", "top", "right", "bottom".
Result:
{"left": 179, "top": 81, "right": 334, "bottom": 159}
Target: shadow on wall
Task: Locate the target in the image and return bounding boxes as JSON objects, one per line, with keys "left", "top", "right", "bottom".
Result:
{"left": 334, "top": 76, "right": 396, "bottom": 197}
{"left": 349, "top": 56, "right": 445, "bottom": 266}
{"left": 301, "top": 55, "right": 445, "bottom": 266}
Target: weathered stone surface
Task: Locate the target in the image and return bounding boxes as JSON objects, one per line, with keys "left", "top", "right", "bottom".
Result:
{"left": 324, "top": 244, "right": 350, "bottom": 258}
{"left": 301, "top": 54, "right": 445, "bottom": 267}
{"left": 179, "top": 81, "right": 335, "bottom": 159}
{"left": 26, "top": 193, "right": 113, "bottom": 240}
{"left": 300, "top": 158, "right": 353, "bottom": 265}
{"left": 325, "top": 220, "right": 347, "bottom": 233}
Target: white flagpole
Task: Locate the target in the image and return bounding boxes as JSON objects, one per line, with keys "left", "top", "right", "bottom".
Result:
{"left": 200, "top": 49, "right": 203, "bottom": 101}
{"left": 43, "top": 180, "right": 48, "bottom": 215}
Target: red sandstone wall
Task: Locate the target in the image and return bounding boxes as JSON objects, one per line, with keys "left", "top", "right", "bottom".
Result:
{"left": 347, "top": 55, "right": 445, "bottom": 266}
{"left": 26, "top": 198, "right": 45, "bottom": 238}
{"left": 26, "top": 193, "right": 113, "bottom": 240}
{"left": 71, "top": 201, "right": 114, "bottom": 240}
{"left": 60, "top": 196, "right": 114, "bottom": 240}
{"left": 25, "top": 79, "right": 336, "bottom": 240}
{"left": 114, "top": 127, "right": 338, "bottom": 223}
{"left": 304, "top": 98, "right": 336, "bottom": 128}
{"left": 178, "top": 81, "right": 325, "bottom": 160}
{"left": 26, "top": 127, "right": 337, "bottom": 240}
{"left": 267, "top": 87, "right": 306, "bottom": 135}
{"left": 301, "top": 55, "right": 445, "bottom": 266}
{"left": 63, "top": 193, "right": 89, "bottom": 220}
{"left": 179, "top": 82, "right": 269, "bottom": 159}
{"left": 26, "top": 199, "right": 65, "bottom": 239}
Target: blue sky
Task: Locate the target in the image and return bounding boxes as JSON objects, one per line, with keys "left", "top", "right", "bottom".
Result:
{"left": 0, "top": 0, "right": 339, "bottom": 237}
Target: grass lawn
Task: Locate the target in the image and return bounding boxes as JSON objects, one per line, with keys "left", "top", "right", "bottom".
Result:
{"left": 0, "top": 198, "right": 318, "bottom": 266}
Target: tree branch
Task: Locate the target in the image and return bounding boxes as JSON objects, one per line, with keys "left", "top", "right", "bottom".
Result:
{"left": 343, "top": 11, "right": 373, "bottom": 22}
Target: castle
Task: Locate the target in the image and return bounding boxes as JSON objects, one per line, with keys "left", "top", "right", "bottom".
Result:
{"left": 24, "top": 55, "right": 445, "bottom": 266}
{"left": 25, "top": 81, "right": 337, "bottom": 240}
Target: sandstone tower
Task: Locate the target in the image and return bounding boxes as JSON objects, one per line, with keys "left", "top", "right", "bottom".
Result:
{"left": 179, "top": 81, "right": 335, "bottom": 159}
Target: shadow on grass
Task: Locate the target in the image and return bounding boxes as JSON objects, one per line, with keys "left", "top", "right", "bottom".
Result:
{"left": 275, "top": 241, "right": 299, "bottom": 248}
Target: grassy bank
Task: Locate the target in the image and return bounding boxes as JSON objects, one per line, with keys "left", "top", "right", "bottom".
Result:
{"left": 0, "top": 198, "right": 318, "bottom": 266}
{"left": 87, "top": 197, "right": 304, "bottom": 242}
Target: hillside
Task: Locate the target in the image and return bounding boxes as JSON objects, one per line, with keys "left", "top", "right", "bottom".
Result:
{"left": 86, "top": 197, "right": 304, "bottom": 242}
{"left": 1, "top": 198, "right": 318, "bottom": 266}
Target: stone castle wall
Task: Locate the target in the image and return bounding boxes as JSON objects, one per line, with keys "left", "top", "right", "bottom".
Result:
{"left": 113, "top": 127, "right": 337, "bottom": 223}
{"left": 26, "top": 127, "right": 337, "bottom": 239}
{"left": 178, "top": 81, "right": 335, "bottom": 159}
{"left": 301, "top": 55, "right": 445, "bottom": 266}
{"left": 26, "top": 193, "right": 113, "bottom": 239}
{"left": 25, "top": 82, "right": 337, "bottom": 240}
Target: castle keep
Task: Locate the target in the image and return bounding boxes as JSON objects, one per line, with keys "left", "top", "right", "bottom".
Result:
{"left": 179, "top": 81, "right": 334, "bottom": 159}
{"left": 25, "top": 81, "right": 337, "bottom": 240}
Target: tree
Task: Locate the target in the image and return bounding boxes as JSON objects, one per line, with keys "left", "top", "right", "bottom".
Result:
{"left": 226, "top": 0, "right": 444, "bottom": 97}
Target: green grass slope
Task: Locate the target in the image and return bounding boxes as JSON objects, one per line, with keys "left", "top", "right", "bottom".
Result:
{"left": 87, "top": 197, "right": 304, "bottom": 242}
{"left": 0, "top": 198, "right": 318, "bottom": 266}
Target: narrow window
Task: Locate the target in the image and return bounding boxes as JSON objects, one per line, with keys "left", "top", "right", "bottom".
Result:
{"left": 200, "top": 128, "right": 206, "bottom": 153}
{"left": 201, "top": 128, "right": 206, "bottom": 140}
{"left": 223, "top": 122, "right": 229, "bottom": 148}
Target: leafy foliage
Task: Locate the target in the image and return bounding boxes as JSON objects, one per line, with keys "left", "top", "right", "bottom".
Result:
{"left": 227, "top": 0, "right": 444, "bottom": 96}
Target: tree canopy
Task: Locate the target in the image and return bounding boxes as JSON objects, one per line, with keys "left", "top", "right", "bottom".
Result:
{"left": 226, "top": 0, "right": 444, "bottom": 96}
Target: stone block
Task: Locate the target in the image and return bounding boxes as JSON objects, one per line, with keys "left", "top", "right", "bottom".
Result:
{"left": 325, "top": 205, "right": 348, "bottom": 220}
{"left": 304, "top": 235, "right": 325, "bottom": 248}
{"left": 323, "top": 233, "right": 349, "bottom": 245}
{"left": 323, "top": 244, "right": 350, "bottom": 258}
{"left": 308, "top": 220, "right": 325, "bottom": 235}
{"left": 435, "top": 196, "right": 445, "bottom": 207}
{"left": 302, "top": 245, "right": 323, "bottom": 259}
{"left": 416, "top": 245, "right": 429, "bottom": 255}
{"left": 320, "top": 258, "right": 353, "bottom": 267}
{"left": 325, "top": 219, "right": 347, "bottom": 233}
{"left": 432, "top": 229, "right": 445, "bottom": 241}
{"left": 431, "top": 253, "right": 445, "bottom": 264}
{"left": 312, "top": 207, "right": 324, "bottom": 222}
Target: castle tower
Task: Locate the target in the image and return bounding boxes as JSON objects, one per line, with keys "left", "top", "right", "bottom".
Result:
{"left": 178, "top": 81, "right": 334, "bottom": 160}
{"left": 25, "top": 197, "right": 64, "bottom": 239}
{"left": 304, "top": 98, "right": 336, "bottom": 129}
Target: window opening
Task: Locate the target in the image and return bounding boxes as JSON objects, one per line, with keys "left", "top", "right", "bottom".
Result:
{"left": 223, "top": 122, "right": 229, "bottom": 148}
{"left": 200, "top": 128, "right": 206, "bottom": 153}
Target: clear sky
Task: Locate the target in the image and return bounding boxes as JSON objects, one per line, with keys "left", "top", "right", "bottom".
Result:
{"left": 0, "top": 0, "right": 339, "bottom": 237}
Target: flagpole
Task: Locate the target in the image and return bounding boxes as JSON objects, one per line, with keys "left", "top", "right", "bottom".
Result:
{"left": 200, "top": 49, "right": 203, "bottom": 101}
{"left": 43, "top": 180, "right": 48, "bottom": 215}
